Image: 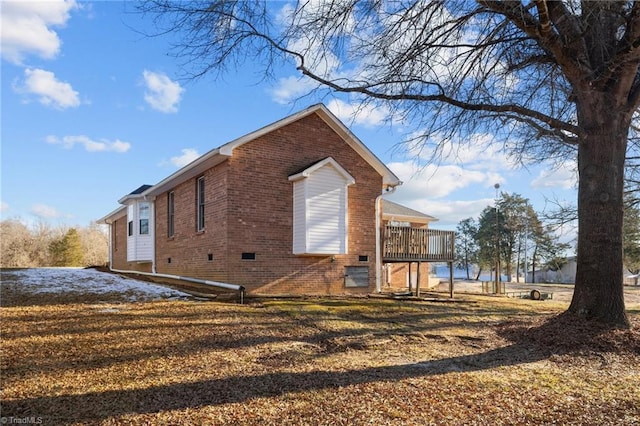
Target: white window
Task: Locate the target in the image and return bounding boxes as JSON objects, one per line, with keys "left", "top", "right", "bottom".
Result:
{"left": 139, "top": 202, "right": 150, "bottom": 235}
{"left": 289, "top": 157, "right": 355, "bottom": 255}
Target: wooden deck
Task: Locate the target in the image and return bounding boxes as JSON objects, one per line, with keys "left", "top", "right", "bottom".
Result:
{"left": 383, "top": 225, "right": 455, "bottom": 262}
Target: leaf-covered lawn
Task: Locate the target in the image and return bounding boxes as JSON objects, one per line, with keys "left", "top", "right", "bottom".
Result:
{"left": 1, "top": 287, "right": 639, "bottom": 425}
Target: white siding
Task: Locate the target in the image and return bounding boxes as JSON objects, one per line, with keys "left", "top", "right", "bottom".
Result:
{"left": 126, "top": 204, "right": 135, "bottom": 262}
{"left": 306, "top": 167, "right": 346, "bottom": 253}
{"left": 126, "top": 201, "right": 154, "bottom": 262}
{"left": 292, "top": 180, "right": 307, "bottom": 254}
{"left": 136, "top": 235, "right": 153, "bottom": 261}
{"left": 292, "top": 161, "right": 351, "bottom": 255}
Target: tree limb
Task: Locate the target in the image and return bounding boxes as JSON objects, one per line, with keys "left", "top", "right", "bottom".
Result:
{"left": 297, "top": 63, "right": 583, "bottom": 137}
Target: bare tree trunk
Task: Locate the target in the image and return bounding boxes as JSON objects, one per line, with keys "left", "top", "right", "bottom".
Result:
{"left": 516, "top": 238, "right": 522, "bottom": 283}
{"left": 570, "top": 95, "right": 630, "bottom": 327}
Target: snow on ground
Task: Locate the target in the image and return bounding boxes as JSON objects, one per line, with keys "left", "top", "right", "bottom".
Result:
{"left": 2, "top": 268, "right": 190, "bottom": 302}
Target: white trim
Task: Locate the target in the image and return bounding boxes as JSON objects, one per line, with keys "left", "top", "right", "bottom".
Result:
{"left": 144, "top": 150, "right": 229, "bottom": 198}
{"left": 142, "top": 104, "right": 399, "bottom": 200}
{"left": 376, "top": 186, "right": 397, "bottom": 292}
{"left": 288, "top": 157, "right": 355, "bottom": 184}
{"left": 291, "top": 158, "right": 354, "bottom": 255}
{"left": 97, "top": 205, "right": 126, "bottom": 224}
{"left": 150, "top": 201, "right": 156, "bottom": 273}
{"left": 383, "top": 213, "right": 438, "bottom": 224}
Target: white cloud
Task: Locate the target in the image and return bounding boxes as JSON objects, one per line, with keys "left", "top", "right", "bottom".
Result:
{"left": 406, "top": 131, "right": 514, "bottom": 171}
{"left": 270, "top": 2, "right": 349, "bottom": 105}
{"left": 1, "top": 0, "right": 77, "bottom": 64}
{"left": 531, "top": 162, "right": 577, "bottom": 190}
{"left": 269, "top": 75, "right": 318, "bottom": 105}
{"left": 326, "top": 99, "right": 399, "bottom": 128}
{"left": 142, "top": 70, "right": 184, "bottom": 113}
{"left": 384, "top": 152, "right": 508, "bottom": 228}
{"left": 31, "top": 204, "right": 61, "bottom": 219}
{"left": 388, "top": 161, "right": 488, "bottom": 199}
{"left": 46, "top": 135, "right": 131, "bottom": 153}
{"left": 0, "top": 201, "right": 9, "bottom": 213}
{"left": 170, "top": 148, "right": 200, "bottom": 168}
{"left": 15, "top": 68, "right": 80, "bottom": 109}
{"left": 422, "top": 199, "right": 495, "bottom": 226}
{"left": 387, "top": 194, "right": 493, "bottom": 228}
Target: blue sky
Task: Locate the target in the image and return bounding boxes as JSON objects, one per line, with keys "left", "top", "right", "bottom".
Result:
{"left": 1, "top": 1, "right": 578, "bottom": 239}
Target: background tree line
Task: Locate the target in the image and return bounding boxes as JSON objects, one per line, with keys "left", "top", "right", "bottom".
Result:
{"left": 0, "top": 219, "right": 108, "bottom": 268}
{"left": 456, "top": 191, "right": 640, "bottom": 284}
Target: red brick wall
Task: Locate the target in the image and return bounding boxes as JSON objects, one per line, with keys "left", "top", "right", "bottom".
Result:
{"left": 383, "top": 262, "right": 433, "bottom": 291}
{"left": 154, "top": 162, "right": 229, "bottom": 280}
{"left": 150, "top": 113, "right": 383, "bottom": 295}
{"left": 224, "top": 114, "right": 382, "bottom": 295}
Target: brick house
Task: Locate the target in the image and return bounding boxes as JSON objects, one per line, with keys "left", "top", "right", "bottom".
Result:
{"left": 99, "top": 104, "right": 454, "bottom": 296}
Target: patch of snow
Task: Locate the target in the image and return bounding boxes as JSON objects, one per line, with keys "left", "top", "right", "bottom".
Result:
{"left": 5, "top": 267, "right": 190, "bottom": 301}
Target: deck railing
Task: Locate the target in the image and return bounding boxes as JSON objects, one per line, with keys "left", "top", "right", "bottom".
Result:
{"left": 383, "top": 226, "right": 455, "bottom": 262}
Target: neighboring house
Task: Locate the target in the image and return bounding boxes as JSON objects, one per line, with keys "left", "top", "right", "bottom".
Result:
{"left": 527, "top": 256, "right": 577, "bottom": 283}
{"left": 99, "top": 104, "right": 454, "bottom": 296}
{"left": 529, "top": 257, "right": 638, "bottom": 285}
{"left": 624, "top": 272, "right": 639, "bottom": 286}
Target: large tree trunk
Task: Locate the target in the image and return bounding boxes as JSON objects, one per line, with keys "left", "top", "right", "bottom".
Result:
{"left": 570, "top": 93, "right": 630, "bottom": 327}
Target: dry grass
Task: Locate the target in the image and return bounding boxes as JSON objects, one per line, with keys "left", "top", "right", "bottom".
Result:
{"left": 1, "top": 285, "right": 639, "bottom": 425}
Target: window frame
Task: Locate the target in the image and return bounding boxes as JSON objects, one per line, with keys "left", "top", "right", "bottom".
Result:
{"left": 138, "top": 202, "right": 150, "bottom": 235}
{"left": 289, "top": 158, "right": 354, "bottom": 255}
{"left": 196, "top": 176, "right": 205, "bottom": 232}
{"left": 167, "top": 191, "right": 175, "bottom": 237}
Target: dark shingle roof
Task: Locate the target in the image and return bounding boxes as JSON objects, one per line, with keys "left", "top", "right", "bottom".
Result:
{"left": 129, "top": 184, "right": 153, "bottom": 195}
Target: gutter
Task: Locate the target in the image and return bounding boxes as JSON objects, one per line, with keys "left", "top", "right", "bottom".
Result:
{"left": 101, "top": 206, "right": 245, "bottom": 303}
{"left": 107, "top": 267, "right": 246, "bottom": 304}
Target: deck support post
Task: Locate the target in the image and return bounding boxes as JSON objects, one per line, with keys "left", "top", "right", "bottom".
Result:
{"left": 448, "top": 261, "right": 454, "bottom": 298}
{"left": 416, "top": 261, "right": 421, "bottom": 297}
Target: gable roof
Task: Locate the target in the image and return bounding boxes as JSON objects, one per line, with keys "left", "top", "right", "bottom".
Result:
{"left": 288, "top": 157, "right": 355, "bottom": 184}
{"left": 117, "top": 184, "right": 153, "bottom": 204}
{"left": 98, "top": 185, "right": 153, "bottom": 223}
{"left": 142, "top": 103, "right": 401, "bottom": 198}
{"left": 382, "top": 199, "right": 438, "bottom": 224}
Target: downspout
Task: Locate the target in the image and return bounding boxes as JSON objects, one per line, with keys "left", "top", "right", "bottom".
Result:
{"left": 106, "top": 220, "right": 113, "bottom": 270}
{"left": 375, "top": 185, "right": 398, "bottom": 293}
{"left": 106, "top": 198, "right": 246, "bottom": 302}
{"left": 151, "top": 200, "right": 157, "bottom": 274}
{"left": 144, "top": 195, "right": 157, "bottom": 274}
{"left": 108, "top": 266, "right": 246, "bottom": 303}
